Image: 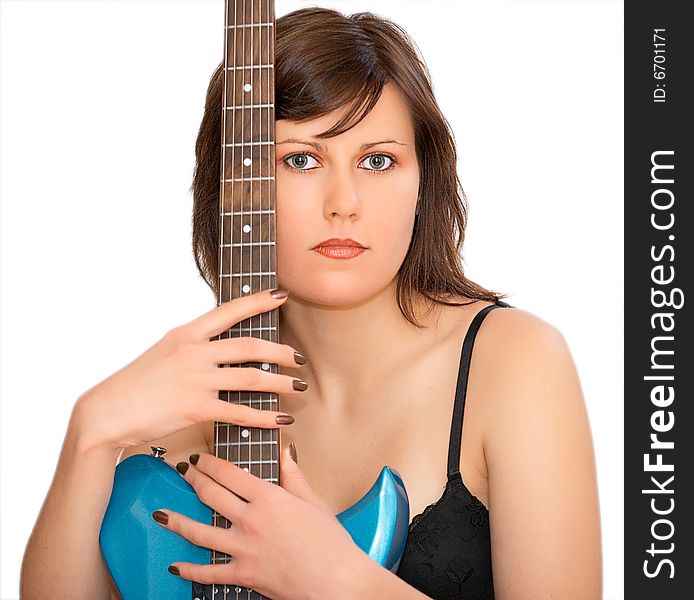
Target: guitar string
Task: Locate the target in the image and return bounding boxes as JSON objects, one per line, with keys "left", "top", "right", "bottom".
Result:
{"left": 266, "top": 2, "right": 279, "bottom": 510}
{"left": 245, "top": 0, "right": 253, "bottom": 596}
{"left": 241, "top": 2, "right": 250, "bottom": 594}
{"left": 234, "top": 0, "right": 244, "bottom": 595}
{"left": 219, "top": 0, "right": 236, "bottom": 593}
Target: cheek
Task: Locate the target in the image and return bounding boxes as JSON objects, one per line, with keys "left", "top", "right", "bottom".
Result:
{"left": 368, "top": 167, "right": 419, "bottom": 247}
{"left": 275, "top": 175, "right": 314, "bottom": 259}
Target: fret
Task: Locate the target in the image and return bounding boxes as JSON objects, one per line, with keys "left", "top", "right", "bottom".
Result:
{"left": 219, "top": 271, "right": 276, "bottom": 277}
{"left": 221, "top": 240, "right": 275, "bottom": 246}
{"left": 224, "top": 177, "right": 275, "bottom": 182}
{"left": 216, "top": 402, "right": 279, "bottom": 407}
{"left": 225, "top": 103, "right": 274, "bottom": 109}
{"left": 226, "top": 23, "right": 273, "bottom": 28}
{"left": 227, "top": 0, "right": 273, "bottom": 27}
{"left": 214, "top": 440, "right": 279, "bottom": 446}
{"left": 224, "top": 142, "right": 273, "bottom": 148}
{"left": 221, "top": 209, "right": 275, "bottom": 215}
{"left": 221, "top": 459, "right": 278, "bottom": 465}
{"left": 216, "top": 405, "right": 278, "bottom": 409}
{"left": 223, "top": 325, "right": 277, "bottom": 331}
{"left": 226, "top": 65, "right": 274, "bottom": 70}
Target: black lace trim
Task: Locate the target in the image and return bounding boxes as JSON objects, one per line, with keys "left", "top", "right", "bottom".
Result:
{"left": 409, "top": 473, "right": 489, "bottom": 532}
{"left": 466, "top": 495, "right": 489, "bottom": 527}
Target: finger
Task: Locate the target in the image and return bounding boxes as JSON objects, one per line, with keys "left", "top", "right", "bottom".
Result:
{"left": 185, "top": 288, "right": 289, "bottom": 341}
{"left": 204, "top": 336, "right": 307, "bottom": 369}
{"left": 279, "top": 446, "right": 325, "bottom": 507}
{"left": 187, "top": 453, "right": 267, "bottom": 504}
{"left": 203, "top": 397, "right": 296, "bottom": 429}
{"left": 175, "top": 459, "right": 250, "bottom": 518}
{"left": 167, "top": 561, "right": 242, "bottom": 586}
{"left": 205, "top": 366, "right": 308, "bottom": 396}
{"left": 152, "top": 509, "right": 236, "bottom": 556}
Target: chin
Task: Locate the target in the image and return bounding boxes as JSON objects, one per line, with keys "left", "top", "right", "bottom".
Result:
{"left": 277, "top": 271, "right": 390, "bottom": 309}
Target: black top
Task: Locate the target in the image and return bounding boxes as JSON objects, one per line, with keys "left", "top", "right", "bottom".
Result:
{"left": 396, "top": 300, "right": 512, "bottom": 599}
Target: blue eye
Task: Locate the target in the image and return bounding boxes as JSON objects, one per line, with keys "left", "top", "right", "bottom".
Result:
{"left": 284, "top": 153, "right": 319, "bottom": 171}
{"left": 359, "top": 154, "right": 395, "bottom": 172}
{"left": 282, "top": 151, "right": 396, "bottom": 174}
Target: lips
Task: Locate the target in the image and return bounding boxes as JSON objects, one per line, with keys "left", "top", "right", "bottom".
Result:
{"left": 312, "top": 238, "right": 367, "bottom": 260}
{"left": 312, "top": 238, "right": 367, "bottom": 249}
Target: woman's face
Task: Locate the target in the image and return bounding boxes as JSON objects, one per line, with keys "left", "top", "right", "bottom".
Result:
{"left": 275, "top": 82, "right": 420, "bottom": 307}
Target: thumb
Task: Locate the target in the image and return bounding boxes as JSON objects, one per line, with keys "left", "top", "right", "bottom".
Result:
{"left": 280, "top": 445, "right": 324, "bottom": 507}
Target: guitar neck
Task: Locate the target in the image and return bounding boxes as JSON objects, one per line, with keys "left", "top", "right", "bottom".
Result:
{"left": 214, "top": 0, "right": 277, "bottom": 477}
{"left": 209, "top": 3, "right": 278, "bottom": 589}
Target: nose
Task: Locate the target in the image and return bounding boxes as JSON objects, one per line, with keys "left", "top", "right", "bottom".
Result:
{"left": 323, "top": 164, "right": 361, "bottom": 221}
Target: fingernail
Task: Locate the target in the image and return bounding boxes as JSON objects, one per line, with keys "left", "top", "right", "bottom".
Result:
{"left": 289, "top": 441, "right": 298, "bottom": 464}
{"left": 176, "top": 462, "right": 189, "bottom": 475}
{"left": 152, "top": 510, "right": 169, "bottom": 525}
{"left": 292, "top": 379, "right": 308, "bottom": 391}
{"left": 189, "top": 453, "right": 199, "bottom": 465}
{"left": 293, "top": 351, "right": 307, "bottom": 365}
{"left": 168, "top": 564, "right": 180, "bottom": 576}
{"left": 276, "top": 413, "right": 295, "bottom": 425}
{"left": 270, "top": 288, "right": 289, "bottom": 299}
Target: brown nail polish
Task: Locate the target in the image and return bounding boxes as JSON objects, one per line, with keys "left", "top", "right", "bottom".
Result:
{"left": 292, "top": 379, "right": 308, "bottom": 391}
{"left": 276, "top": 414, "right": 295, "bottom": 425}
{"left": 289, "top": 441, "right": 298, "bottom": 464}
{"left": 176, "top": 462, "right": 189, "bottom": 475}
{"left": 270, "top": 288, "right": 289, "bottom": 299}
{"left": 168, "top": 564, "right": 180, "bottom": 576}
{"left": 152, "top": 510, "right": 169, "bottom": 525}
{"left": 294, "top": 351, "right": 307, "bottom": 365}
{"left": 189, "top": 453, "right": 199, "bottom": 465}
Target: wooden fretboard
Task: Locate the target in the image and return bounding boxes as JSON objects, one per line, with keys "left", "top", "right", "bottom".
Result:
{"left": 202, "top": 0, "right": 276, "bottom": 598}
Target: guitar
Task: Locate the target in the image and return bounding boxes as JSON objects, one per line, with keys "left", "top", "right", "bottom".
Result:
{"left": 98, "top": 1, "right": 410, "bottom": 598}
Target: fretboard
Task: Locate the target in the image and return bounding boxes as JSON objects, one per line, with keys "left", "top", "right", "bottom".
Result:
{"left": 205, "top": 1, "right": 277, "bottom": 597}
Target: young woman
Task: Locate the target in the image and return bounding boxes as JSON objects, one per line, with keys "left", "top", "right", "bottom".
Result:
{"left": 21, "top": 7, "right": 602, "bottom": 600}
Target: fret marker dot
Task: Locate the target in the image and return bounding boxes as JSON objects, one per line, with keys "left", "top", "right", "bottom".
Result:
{"left": 243, "top": 467, "right": 249, "bottom": 472}
{"left": 243, "top": 157, "right": 251, "bottom": 167}
{"left": 244, "top": 84, "right": 251, "bottom": 92}
{"left": 261, "top": 362, "right": 270, "bottom": 370}
{"left": 241, "top": 429, "right": 249, "bottom": 438}
{"left": 243, "top": 224, "right": 251, "bottom": 233}
{"left": 242, "top": 284, "right": 251, "bottom": 293}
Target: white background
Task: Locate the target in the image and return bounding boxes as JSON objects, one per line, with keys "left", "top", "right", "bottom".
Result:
{"left": 0, "top": 1, "right": 623, "bottom": 598}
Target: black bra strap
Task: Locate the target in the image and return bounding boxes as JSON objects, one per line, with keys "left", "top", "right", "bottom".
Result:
{"left": 447, "top": 300, "right": 512, "bottom": 479}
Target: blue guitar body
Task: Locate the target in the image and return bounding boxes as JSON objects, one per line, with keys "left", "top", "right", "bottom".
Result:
{"left": 99, "top": 454, "right": 409, "bottom": 599}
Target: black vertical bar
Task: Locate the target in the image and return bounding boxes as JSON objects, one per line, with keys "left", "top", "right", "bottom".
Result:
{"left": 625, "top": 1, "right": 693, "bottom": 598}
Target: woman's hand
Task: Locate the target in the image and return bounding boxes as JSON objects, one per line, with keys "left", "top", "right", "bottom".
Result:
{"left": 73, "top": 288, "right": 307, "bottom": 453}
{"left": 153, "top": 448, "right": 373, "bottom": 600}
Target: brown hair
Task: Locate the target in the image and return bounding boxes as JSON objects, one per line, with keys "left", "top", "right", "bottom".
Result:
{"left": 191, "top": 7, "right": 506, "bottom": 327}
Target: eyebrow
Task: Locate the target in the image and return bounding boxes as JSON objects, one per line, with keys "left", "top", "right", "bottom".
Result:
{"left": 276, "top": 138, "right": 407, "bottom": 152}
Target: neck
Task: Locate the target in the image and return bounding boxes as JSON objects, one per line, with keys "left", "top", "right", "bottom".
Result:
{"left": 279, "top": 279, "right": 443, "bottom": 413}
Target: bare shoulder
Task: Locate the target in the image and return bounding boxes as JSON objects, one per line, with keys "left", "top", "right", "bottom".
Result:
{"left": 477, "top": 304, "right": 587, "bottom": 444}
{"left": 475, "top": 305, "right": 603, "bottom": 599}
